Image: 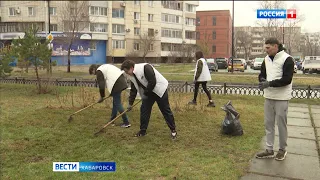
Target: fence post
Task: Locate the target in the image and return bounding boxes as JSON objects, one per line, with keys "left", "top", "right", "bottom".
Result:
{"left": 307, "top": 85, "right": 311, "bottom": 99}
{"left": 224, "top": 83, "right": 227, "bottom": 95}
{"left": 74, "top": 78, "right": 77, "bottom": 87}
{"left": 185, "top": 81, "right": 188, "bottom": 93}
{"left": 15, "top": 77, "right": 18, "bottom": 84}
{"left": 56, "top": 79, "right": 58, "bottom": 86}
{"left": 23, "top": 78, "right": 25, "bottom": 84}
{"left": 95, "top": 79, "right": 98, "bottom": 88}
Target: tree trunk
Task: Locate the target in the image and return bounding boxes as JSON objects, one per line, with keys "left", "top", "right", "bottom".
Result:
{"left": 67, "top": 47, "right": 71, "bottom": 73}
{"left": 35, "top": 61, "right": 41, "bottom": 94}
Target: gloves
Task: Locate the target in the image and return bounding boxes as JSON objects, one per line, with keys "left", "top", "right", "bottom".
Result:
{"left": 127, "top": 105, "right": 132, "bottom": 112}
{"left": 260, "top": 78, "right": 266, "bottom": 82}
{"left": 97, "top": 97, "right": 105, "bottom": 103}
{"left": 259, "top": 81, "right": 270, "bottom": 90}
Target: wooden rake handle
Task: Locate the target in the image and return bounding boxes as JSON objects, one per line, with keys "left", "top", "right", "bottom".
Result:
{"left": 94, "top": 100, "right": 142, "bottom": 136}
{"left": 70, "top": 96, "right": 111, "bottom": 116}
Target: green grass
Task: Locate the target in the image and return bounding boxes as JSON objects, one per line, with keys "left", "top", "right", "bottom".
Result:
{"left": 1, "top": 84, "right": 319, "bottom": 179}
{"left": 9, "top": 64, "right": 320, "bottom": 86}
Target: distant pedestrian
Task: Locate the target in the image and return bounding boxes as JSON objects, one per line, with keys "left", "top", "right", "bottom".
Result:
{"left": 188, "top": 51, "right": 215, "bottom": 107}
{"left": 256, "top": 38, "right": 294, "bottom": 161}
{"left": 121, "top": 60, "right": 177, "bottom": 139}
{"left": 89, "top": 64, "right": 131, "bottom": 128}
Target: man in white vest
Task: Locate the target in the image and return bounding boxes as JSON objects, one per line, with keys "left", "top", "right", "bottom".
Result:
{"left": 89, "top": 64, "right": 131, "bottom": 128}
{"left": 120, "top": 60, "right": 177, "bottom": 139}
{"left": 188, "top": 51, "right": 215, "bottom": 107}
{"left": 256, "top": 38, "right": 294, "bottom": 161}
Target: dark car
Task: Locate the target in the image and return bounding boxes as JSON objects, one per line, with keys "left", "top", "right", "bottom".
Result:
{"left": 206, "top": 58, "right": 218, "bottom": 72}
{"left": 215, "top": 57, "right": 228, "bottom": 69}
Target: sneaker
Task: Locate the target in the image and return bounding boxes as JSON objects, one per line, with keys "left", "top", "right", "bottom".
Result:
{"left": 188, "top": 100, "right": 197, "bottom": 105}
{"left": 171, "top": 130, "right": 177, "bottom": 140}
{"left": 120, "top": 123, "right": 131, "bottom": 128}
{"left": 134, "top": 130, "right": 146, "bottom": 137}
{"left": 207, "top": 101, "right": 216, "bottom": 107}
{"left": 275, "top": 149, "right": 287, "bottom": 161}
{"left": 255, "top": 149, "right": 274, "bottom": 159}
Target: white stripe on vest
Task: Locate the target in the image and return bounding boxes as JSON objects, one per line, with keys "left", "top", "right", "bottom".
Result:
{"left": 194, "top": 58, "right": 212, "bottom": 82}
{"left": 97, "top": 64, "right": 124, "bottom": 94}
{"left": 264, "top": 50, "right": 293, "bottom": 100}
{"left": 129, "top": 63, "right": 168, "bottom": 98}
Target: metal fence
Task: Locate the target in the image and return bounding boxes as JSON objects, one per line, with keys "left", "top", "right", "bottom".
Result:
{"left": 1, "top": 77, "right": 319, "bottom": 99}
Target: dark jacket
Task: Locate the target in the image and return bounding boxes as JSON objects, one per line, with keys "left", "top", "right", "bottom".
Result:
{"left": 96, "top": 70, "right": 128, "bottom": 97}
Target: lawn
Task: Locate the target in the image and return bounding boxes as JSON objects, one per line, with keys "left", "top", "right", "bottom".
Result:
{"left": 9, "top": 64, "right": 320, "bottom": 86}
{"left": 1, "top": 83, "right": 319, "bottom": 179}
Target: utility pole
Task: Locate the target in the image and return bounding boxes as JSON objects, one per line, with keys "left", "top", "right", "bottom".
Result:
{"left": 48, "top": 0, "right": 52, "bottom": 74}
{"left": 231, "top": 0, "right": 234, "bottom": 73}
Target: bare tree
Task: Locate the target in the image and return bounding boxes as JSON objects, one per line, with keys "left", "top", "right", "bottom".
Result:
{"left": 196, "top": 31, "right": 212, "bottom": 57}
{"left": 235, "top": 31, "right": 252, "bottom": 60}
{"left": 301, "top": 33, "right": 320, "bottom": 56}
{"left": 59, "top": 1, "right": 90, "bottom": 73}
{"left": 136, "top": 32, "right": 157, "bottom": 63}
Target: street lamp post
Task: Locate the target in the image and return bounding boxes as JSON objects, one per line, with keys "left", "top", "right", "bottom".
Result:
{"left": 48, "top": 0, "right": 52, "bottom": 74}
{"left": 231, "top": 0, "right": 234, "bottom": 73}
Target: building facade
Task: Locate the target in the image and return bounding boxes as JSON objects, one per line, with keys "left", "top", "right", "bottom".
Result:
{"left": 195, "top": 10, "right": 232, "bottom": 59}
{"left": 0, "top": 0, "right": 198, "bottom": 65}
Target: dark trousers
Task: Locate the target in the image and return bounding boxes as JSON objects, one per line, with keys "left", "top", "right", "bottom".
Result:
{"left": 140, "top": 90, "right": 176, "bottom": 132}
{"left": 193, "top": 81, "right": 212, "bottom": 101}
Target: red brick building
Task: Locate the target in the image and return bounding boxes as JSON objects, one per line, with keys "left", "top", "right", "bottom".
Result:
{"left": 196, "top": 10, "right": 232, "bottom": 59}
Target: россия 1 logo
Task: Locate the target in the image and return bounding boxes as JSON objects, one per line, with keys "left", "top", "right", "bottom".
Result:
{"left": 257, "top": 9, "right": 296, "bottom": 19}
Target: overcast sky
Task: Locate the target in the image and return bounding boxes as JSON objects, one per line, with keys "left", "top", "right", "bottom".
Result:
{"left": 197, "top": 1, "right": 320, "bottom": 33}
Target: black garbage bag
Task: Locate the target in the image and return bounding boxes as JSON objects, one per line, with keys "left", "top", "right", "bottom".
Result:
{"left": 221, "top": 100, "right": 243, "bottom": 136}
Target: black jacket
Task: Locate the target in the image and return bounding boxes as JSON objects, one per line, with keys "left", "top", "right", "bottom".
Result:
{"left": 258, "top": 49, "right": 294, "bottom": 87}
{"left": 96, "top": 70, "right": 128, "bottom": 97}
{"left": 128, "top": 64, "right": 157, "bottom": 105}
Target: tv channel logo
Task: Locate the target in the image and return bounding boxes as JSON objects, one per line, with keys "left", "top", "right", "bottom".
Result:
{"left": 257, "top": 9, "right": 296, "bottom": 19}
{"left": 53, "top": 162, "right": 116, "bottom": 172}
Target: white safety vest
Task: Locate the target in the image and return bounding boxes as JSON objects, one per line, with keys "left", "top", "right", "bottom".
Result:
{"left": 129, "top": 63, "right": 168, "bottom": 98}
{"left": 194, "top": 58, "right": 212, "bottom": 82}
{"left": 97, "top": 64, "right": 124, "bottom": 94}
{"left": 264, "top": 50, "right": 293, "bottom": 100}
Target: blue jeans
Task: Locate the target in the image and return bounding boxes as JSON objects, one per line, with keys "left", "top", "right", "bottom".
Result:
{"left": 111, "top": 92, "right": 129, "bottom": 124}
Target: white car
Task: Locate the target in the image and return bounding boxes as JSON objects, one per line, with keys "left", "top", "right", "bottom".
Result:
{"left": 253, "top": 58, "right": 264, "bottom": 70}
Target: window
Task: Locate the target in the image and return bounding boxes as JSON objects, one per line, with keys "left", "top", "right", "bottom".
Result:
{"left": 90, "top": 6, "right": 107, "bottom": 16}
{"left": 149, "top": 44, "right": 154, "bottom": 51}
{"left": 186, "top": 4, "right": 195, "bottom": 12}
{"left": 148, "top": 14, "right": 154, "bottom": 22}
{"left": 185, "top": 18, "right": 195, "bottom": 26}
{"left": 134, "top": 43, "right": 140, "bottom": 51}
{"left": 90, "top": 41, "right": 97, "bottom": 50}
{"left": 212, "top": 16, "right": 216, "bottom": 26}
{"left": 90, "top": 23, "right": 108, "bottom": 32}
{"left": 134, "top": 12, "right": 140, "bottom": 20}
{"left": 50, "top": 24, "right": 58, "bottom": 31}
{"left": 161, "top": 1, "right": 182, "bottom": 11}
{"left": 212, "top": 45, "right": 216, "bottom": 53}
{"left": 196, "top": 17, "right": 200, "bottom": 26}
{"left": 161, "top": 28, "right": 182, "bottom": 38}
{"left": 161, "top": 14, "right": 180, "bottom": 24}
{"left": 112, "top": 40, "right": 125, "bottom": 49}
{"left": 134, "top": 27, "right": 140, "bottom": 35}
{"left": 112, "top": 24, "right": 125, "bottom": 34}
{"left": 148, "top": 28, "right": 154, "bottom": 36}
{"left": 134, "top": 0, "right": 140, "bottom": 5}
{"left": 148, "top": 0, "right": 153, "bottom": 7}
{"left": 212, "top": 31, "right": 216, "bottom": 39}
{"left": 28, "top": 7, "right": 34, "bottom": 16}
{"left": 70, "top": 8, "right": 76, "bottom": 16}
{"left": 49, "top": 7, "right": 57, "bottom": 15}
{"left": 185, "top": 31, "right": 196, "bottom": 40}
{"left": 9, "top": 8, "right": 16, "bottom": 16}
{"left": 112, "top": 9, "right": 124, "bottom": 18}
{"left": 196, "top": 32, "right": 200, "bottom": 39}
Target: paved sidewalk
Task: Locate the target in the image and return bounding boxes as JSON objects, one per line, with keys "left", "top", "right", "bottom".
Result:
{"left": 241, "top": 103, "right": 320, "bottom": 180}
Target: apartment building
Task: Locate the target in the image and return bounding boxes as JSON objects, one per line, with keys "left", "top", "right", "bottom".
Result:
{"left": 195, "top": 10, "right": 232, "bottom": 59}
{"left": 0, "top": 0, "right": 198, "bottom": 64}
{"left": 235, "top": 26, "right": 301, "bottom": 59}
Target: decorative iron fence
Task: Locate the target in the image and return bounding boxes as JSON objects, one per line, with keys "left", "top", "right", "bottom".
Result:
{"left": 1, "top": 77, "right": 319, "bottom": 99}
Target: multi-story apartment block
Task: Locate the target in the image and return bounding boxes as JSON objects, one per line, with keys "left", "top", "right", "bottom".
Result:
{"left": 235, "top": 26, "right": 301, "bottom": 59}
{"left": 195, "top": 10, "right": 232, "bottom": 59}
{"left": 0, "top": 0, "right": 198, "bottom": 65}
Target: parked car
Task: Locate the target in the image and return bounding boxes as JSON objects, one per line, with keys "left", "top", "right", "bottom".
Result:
{"left": 228, "top": 59, "right": 245, "bottom": 72}
{"left": 238, "top": 59, "right": 247, "bottom": 70}
{"left": 302, "top": 60, "right": 320, "bottom": 74}
{"left": 253, "top": 58, "right": 264, "bottom": 70}
{"left": 206, "top": 58, "right": 218, "bottom": 72}
{"left": 215, "top": 57, "right": 228, "bottom": 69}
{"left": 295, "top": 60, "right": 302, "bottom": 70}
